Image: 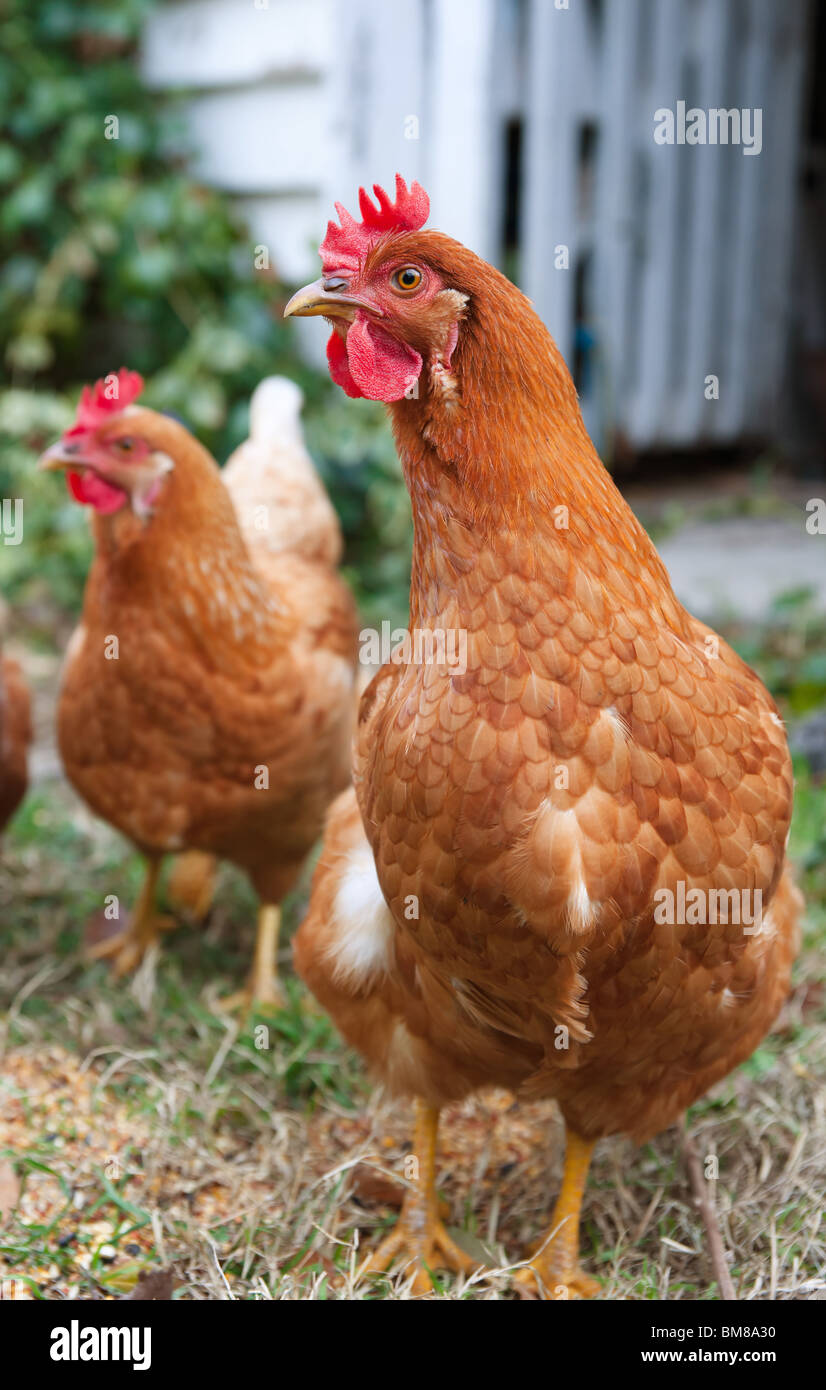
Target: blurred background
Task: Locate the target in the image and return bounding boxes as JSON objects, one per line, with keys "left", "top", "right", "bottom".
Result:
{"left": 1, "top": 0, "right": 824, "bottom": 637}
{"left": 1, "top": 0, "right": 825, "bottom": 877}
{"left": 1, "top": 0, "right": 825, "bottom": 1302}
{"left": 142, "top": 0, "right": 823, "bottom": 462}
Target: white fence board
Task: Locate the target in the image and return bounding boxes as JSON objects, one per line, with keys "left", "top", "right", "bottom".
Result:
{"left": 740, "top": 0, "right": 808, "bottom": 436}
{"left": 426, "top": 0, "right": 499, "bottom": 263}
{"left": 594, "top": 0, "right": 641, "bottom": 450}
{"left": 326, "top": 0, "right": 498, "bottom": 262}
{"left": 523, "top": 0, "right": 578, "bottom": 362}
{"left": 627, "top": 0, "right": 684, "bottom": 445}
{"left": 234, "top": 192, "right": 324, "bottom": 282}
{"left": 718, "top": 0, "right": 770, "bottom": 442}
{"left": 181, "top": 81, "right": 327, "bottom": 192}
{"left": 141, "top": 0, "right": 332, "bottom": 88}
{"left": 326, "top": 0, "right": 428, "bottom": 219}
{"left": 672, "top": 0, "right": 729, "bottom": 445}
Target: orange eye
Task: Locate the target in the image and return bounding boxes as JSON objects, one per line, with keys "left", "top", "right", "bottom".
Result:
{"left": 391, "top": 266, "right": 423, "bottom": 293}
{"left": 113, "top": 437, "right": 135, "bottom": 453}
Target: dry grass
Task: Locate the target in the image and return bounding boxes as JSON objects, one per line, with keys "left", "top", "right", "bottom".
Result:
{"left": 1, "top": 1019, "right": 824, "bottom": 1301}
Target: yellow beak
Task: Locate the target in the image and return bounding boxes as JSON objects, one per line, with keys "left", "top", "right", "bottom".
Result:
{"left": 283, "top": 277, "right": 382, "bottom": 320}
{"left": 37, "top": 441, "right": 81, "bottom": 472}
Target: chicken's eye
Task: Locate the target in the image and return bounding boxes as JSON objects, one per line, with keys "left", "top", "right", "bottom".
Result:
{"left": 113, "top": 437, "right": 135, "bottom": 454}
{"left": 391, "top": 266, "right": 423, "bottom": 293}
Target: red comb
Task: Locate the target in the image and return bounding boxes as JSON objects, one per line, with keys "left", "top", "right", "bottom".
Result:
{"left": 320, "top": 175, "right": 430, "bottom": 272}
{"left": 67, "top": 368, "right": 144, "bottom": 435}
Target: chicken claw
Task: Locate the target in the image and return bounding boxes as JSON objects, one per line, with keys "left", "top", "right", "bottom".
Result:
{"left": 87, "top": 913, "right": 176, "bottom": 979}
{"left": 358, "top": 1208, "right": 477, "bottom": 1295}
{"left": 86, "top": 858, "right": 176, "bottom": 978}
{"left": 514, "top": 1255, "right": 601, "bottom": 1300}
{"left": 356, "top": 1101, "right": 481, "bottom": 1295}
{"left": 513, "top": 1129, "right": 600, "bottom": 1300}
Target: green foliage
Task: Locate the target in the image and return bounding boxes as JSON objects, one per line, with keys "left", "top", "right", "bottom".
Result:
{"left": 727, "top": 590, "right": 826, "bottom": 716}
{"left": 0, "top": 0, "right": 411, "bottom": 622}
{"left": 0, "top": 0, "right": 293, "bottom": 435}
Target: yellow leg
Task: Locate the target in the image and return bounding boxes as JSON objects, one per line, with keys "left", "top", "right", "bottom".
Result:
{"left": 357, "top": 1100, "right": 480, "bottom": 1294}
{"left": 217, "top": 904, "right": 285, "bottom": 1016}
{"left": 515, "top": 1127, "right": 600, "bottom": 1299}
{"left": 87, "top": 857, "right": 175, "bottom": 978}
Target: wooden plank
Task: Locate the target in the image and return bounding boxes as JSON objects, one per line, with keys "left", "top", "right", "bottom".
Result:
{"left": 324, "top": 0, "right": 428, "bottom": 224}
{"left": 594, "top": 0, "right": 643, "bottom": 453}
{"left": 522, "top": 0, "right": 582, "bottom": 362}
{"left": 328, "top": 0, "right": 498, "bottom": 261}
{"left": 141, "top": 0, "right": 332, "bottom": 89}
{"left": 701, "top": 4, "right": 742, "bottom": 444}
{"left": 715, "top": 0, "right": 771, "bottom": 441}
{"left": 234, "top": 192, "right": 325, "bottom": 281}
{"left": 672, "top": 0, "right": 728, "bottom": 444}
{"left": 743, "top": 0, "right": 809, "bottom": 435}
{"left": 182, "top": 81, "right": 327, "bottom": 192}
{"left": 492, "top": 0, "right": 530, "bottom": 120}
{"left": 426, "top": 0, "right": 499, "bottom": 260}
{"left": 626, "top": 0, "right": 684, "bottom": 445}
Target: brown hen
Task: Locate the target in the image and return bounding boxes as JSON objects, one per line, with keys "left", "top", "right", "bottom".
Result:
{"left": 288, "top": 177, "right": 801, "bottom": 1296}
{"left": 0, "top": 650, "right": 31, "bottom": 832}
{"left": 40, "top": 372, "right": 358, "bottom": 1010}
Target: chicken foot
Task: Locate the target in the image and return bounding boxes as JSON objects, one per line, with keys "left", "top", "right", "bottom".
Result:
{"left": 87, "top": 856, "right": 176, "bottom": 978}
{"left": 217, "top": 904, "right": 285, "bottom": 1016}
{"left": 514, "top": 1128, "right": 600, "bottom": 1299}
{"left": 357, "top": 1101, "right": 480, "bottom": 1294}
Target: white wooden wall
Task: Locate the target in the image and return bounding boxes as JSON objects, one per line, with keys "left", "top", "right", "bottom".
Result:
{"left": 141, "top": 0, "right": 809, "bottom": 452}
{"left": 141, "top": 0, "right": 337, "bottom": 283}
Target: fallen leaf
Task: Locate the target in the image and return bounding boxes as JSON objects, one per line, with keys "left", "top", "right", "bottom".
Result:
{"left": 351, "top": 1163, "right": 405, "bottom": 1208}
{"left": 124, "top": 1270, "right": 175, "bottom": 1301}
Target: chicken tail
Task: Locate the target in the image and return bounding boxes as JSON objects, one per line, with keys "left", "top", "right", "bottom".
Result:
{"left": 245, "top": 375, "right": 307, "bottom": 448}
{"left": 222, "top": 377, "right": 343, "bottom": 567}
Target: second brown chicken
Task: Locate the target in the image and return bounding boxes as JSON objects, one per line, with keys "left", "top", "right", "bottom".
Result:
{"left": 39, "top": 372, "right": 359, "bottom": 1011}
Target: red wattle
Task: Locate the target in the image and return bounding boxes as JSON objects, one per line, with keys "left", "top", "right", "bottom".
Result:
{"left": 344, "top": 313, "right": 422, "bottom": 402}
{"left": 326, "top": 331, "right": 362, "bottom": 398}
{"left": 67, "top": 470, "right": 127, "bottom": 514}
